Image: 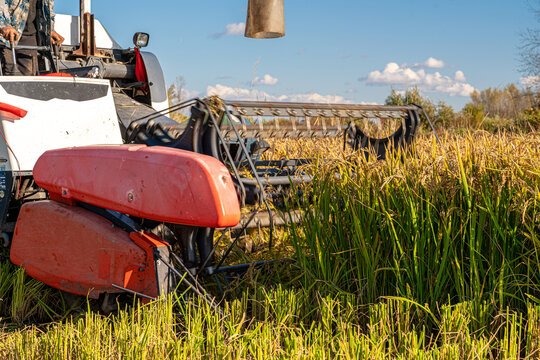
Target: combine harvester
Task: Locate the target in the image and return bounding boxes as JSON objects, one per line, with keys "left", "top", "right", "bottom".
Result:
{"left": 0, "top": 0, "right": 422, "bottom": 308}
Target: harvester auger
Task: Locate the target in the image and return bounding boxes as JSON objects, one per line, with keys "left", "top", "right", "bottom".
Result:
{"left": 0, "top": 0, "right": 424, "bottom": 310}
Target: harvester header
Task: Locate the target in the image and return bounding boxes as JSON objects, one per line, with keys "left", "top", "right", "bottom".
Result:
{"left": 0, "top": 0, "right": 423, "bottom": 310}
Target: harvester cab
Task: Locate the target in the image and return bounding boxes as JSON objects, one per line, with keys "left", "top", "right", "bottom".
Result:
{"left": 0, "top": 0, "right": 423, "bottom": 307}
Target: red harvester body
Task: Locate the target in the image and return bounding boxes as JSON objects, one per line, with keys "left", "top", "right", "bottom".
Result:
{"left": 10, "top": 145, "right": 241, "bottom": 299}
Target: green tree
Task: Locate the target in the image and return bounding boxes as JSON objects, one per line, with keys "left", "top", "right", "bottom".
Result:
{"left": 469, "top": 83, "right": 537, "bottom": 119}
{"left": 385, "top": 87, "right": 455, "bottom": 127}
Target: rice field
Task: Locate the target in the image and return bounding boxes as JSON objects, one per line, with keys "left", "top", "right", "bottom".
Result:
{"left": 0, "top": 130, "right": 538, "bottom": 359}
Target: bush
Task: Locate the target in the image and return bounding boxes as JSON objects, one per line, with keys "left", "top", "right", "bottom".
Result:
{"left": 436, "top": 101, "right": 456, "bottom": 128}
{"left": 460, "top": 102, "right": 485, "bottom": 128}
{"left": 385, "top": 87, "right": 436, "bottom": 123}
{"left": 519, "top": 107, "right": 540, "bottom": 130}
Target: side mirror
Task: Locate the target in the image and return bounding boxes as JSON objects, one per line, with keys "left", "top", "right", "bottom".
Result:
{"left": 133, "top": 32, "right": 150, "bottom": 48}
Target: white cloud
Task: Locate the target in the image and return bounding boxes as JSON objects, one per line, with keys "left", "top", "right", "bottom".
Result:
{"left": 366, "top": 62, "right": 422, "bottom": 84}
{"left": 212, "top": 22, "right": 246, "bottom": 39}
{"left": 520, "top": 76, "right": 540, "bottom": 88}
{"left": 206, "top": 84, "right": 350, "bottom": 103}
{"left": 363, "top": 61, "right": 476, "bottom": 97}
{"left": 422, "top": 57, "right": 446, "bottom": 68}
{"left": 207, "top": 84, "right": 254, "bottom": 99}
{"left": 225, "top": 22, "right": 246, "bottom": 36}
{"left": 253, "top": 74, "right": 279, "bottom": 86}
{"left": 287, "top": 93, "right": 349, "bottom": 103}
{"left": 454, "top": 70, "right": 467, "bottom": 83}
{"left": 411, "top": 57, "right": 446, "bottom": 69}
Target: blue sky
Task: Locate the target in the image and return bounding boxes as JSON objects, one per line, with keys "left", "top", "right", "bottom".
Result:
{"left": 54, "top": 0, "right": 537, "bottom": 109}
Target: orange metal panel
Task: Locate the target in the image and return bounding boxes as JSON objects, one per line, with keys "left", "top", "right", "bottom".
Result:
{"left": 127, "top": 231, "right": 169, "bottom": 298}
{"left": 10, "top": 201, "right": 160, "bottom": 299}
{"left": 33, "top": 145, "right": 241, "bottom": 228}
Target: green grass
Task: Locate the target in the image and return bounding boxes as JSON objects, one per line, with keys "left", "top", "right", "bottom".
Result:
{"left": 0, "top": 131, "right": 538, "bottom": 359}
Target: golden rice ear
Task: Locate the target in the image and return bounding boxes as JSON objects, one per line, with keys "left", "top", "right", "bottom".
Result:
{"left": 245, "top": 0, "right": 285, "bottom": 39}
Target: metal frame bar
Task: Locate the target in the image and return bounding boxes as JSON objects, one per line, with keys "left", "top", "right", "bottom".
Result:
{"left": 226, "top": 100, "right": 417, "bottom": 118}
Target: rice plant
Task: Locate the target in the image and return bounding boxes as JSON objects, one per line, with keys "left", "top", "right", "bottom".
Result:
{"left": 0, "top": 131, "right": 538, "bottom": 359}
{"left": 289, "top": 132, "right": 539, "bottom": 313}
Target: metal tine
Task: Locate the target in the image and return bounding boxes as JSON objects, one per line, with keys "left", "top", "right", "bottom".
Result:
{"left": 112, "top": 284, "right": 155, "bottom": 300}
{"left": 196, "top": 99, "right": 247, "bottom": 206}
{"left": 156, "top": 252, "right": 221, "bottom": 313}
{"left": 213, "top": 210, "right": 260, "bottom": 272}
{"left": 199, "top": 99, "right": 259, "bottom": 205}
{"left": 198, "top": 99, "right": 275, "bottom": 263}
{"left": 198, "top": 230, "right": 228, "bottom": 273}
{"left": 188, "top": 105, "right": 267, "bottom": 275}
{"left": 221, "top": 104, "right": 275, "bottom": 248}
{"left": 169, "top": 251, "right": 218, "bottom": 304}
{"left": 114, "top": 253, "right": 220, "bottom": 312}
{"left": 202, "top": 103, "right": 269, "bottom": 200}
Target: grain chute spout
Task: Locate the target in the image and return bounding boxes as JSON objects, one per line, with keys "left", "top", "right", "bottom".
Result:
{"left": 245, "top": 0, "right": 285, "bottom": 39}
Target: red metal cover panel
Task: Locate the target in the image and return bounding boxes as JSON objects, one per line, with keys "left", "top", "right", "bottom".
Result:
{"left": 10, "top": 201, "right": 158, "bottom": 298}
{"left": 33, "top": 145, "right": 241, "bottom": 228}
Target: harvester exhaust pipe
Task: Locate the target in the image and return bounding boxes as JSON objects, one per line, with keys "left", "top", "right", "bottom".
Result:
{"left": 245, "top": 0, "right": 285, "bottom": 39}
{"left": 79, "top": 0, "right": 91, "bottom": 44}
{"left": 74, "top": 0, "right": 104, "bottom": 57}
{"left": 81, "top": 0, "right": 91, "bottom": 15}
